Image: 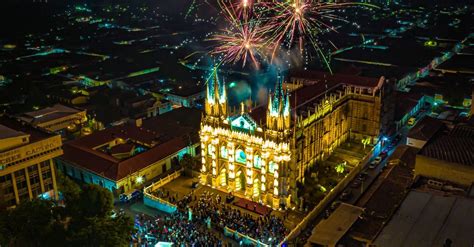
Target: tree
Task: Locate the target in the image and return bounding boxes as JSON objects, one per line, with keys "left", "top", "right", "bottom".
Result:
{"left": 66, "top": 185, "right": 133, "bottom": 246}
{"left": 69, "top": 214, "right": 134, "bottom": 247}
{"left": 71, "top": 184, "right": 114, "bottom": 218}
{"left": 362, "top": 137, "right": 371, "bottom": 149}
{"left": 335, "top": 161, "right": 347, "bottom": 176}
{"left": 56, "top": 170, "right": 81, "bottom": 203}
{"left": 180, "top": 153, "right": 197, "bottom": 170}
{"left": 2, "top": 199, "right": 55, "bottom": 246}
{"left": 0, "top": 184, "right": 133, "bottom": 246}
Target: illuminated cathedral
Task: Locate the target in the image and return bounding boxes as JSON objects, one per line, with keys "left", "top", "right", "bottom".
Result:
{"left": 200, "top": 69, "right": 385, "bottom": 209}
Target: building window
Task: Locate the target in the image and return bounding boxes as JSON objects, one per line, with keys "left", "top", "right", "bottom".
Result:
{"left": 220, "top": 146, "right": 228, "bottom": 159}
{"left": 253, "top": 155, "right": 262, "bottom": 169}
{"left": 235, "top": 149, "right": 246, "bottom": 163}
{"left": 269, "top": 162, "right": 276, "bottom": 174}
{"left": 207, "top": 144, "right": 215, "bottom": 156}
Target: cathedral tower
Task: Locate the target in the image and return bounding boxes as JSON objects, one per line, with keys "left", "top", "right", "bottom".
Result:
{"left": 266, "top": 76, "right": 291, "bottom": 131}
{"left": 204, "top": 67, "right": 228, "bottom": 119}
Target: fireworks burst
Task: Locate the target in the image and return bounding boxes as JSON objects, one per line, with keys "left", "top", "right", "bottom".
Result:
{"left": 210, "top": 0, "right": 267, "bottom": 68}
{"left": 208, "top": 0, "right": 378, "bottom": 70}
{"left": 210, "top": 21, "right": 266, "bottom": 68}
{"left": 261, "top": 0, "right": 361, "bottom": 71}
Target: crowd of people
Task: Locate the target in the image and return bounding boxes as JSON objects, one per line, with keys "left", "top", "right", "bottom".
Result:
{"left": 132, "top": 212, "right": 221, "bottom": 246}
{"left": 151, "top": 188, "right": 179, "bottom": 204}
{"left": 188, "top": 191, "right": 288, "bottom": 246}
{"left": 135, "top": 189, "right": 288, "bottom": 246}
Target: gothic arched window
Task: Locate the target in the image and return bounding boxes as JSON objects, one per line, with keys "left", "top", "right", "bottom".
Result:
{"left": 235, "top": 149, "right": 246, "bottom": 163}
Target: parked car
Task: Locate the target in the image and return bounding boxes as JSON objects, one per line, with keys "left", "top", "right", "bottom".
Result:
{"left": 369, "top": 161, "right": 378, "bottom": 169}
{"left": 358, "top": 172, "right": 369, "bottom": 180}
{"left": 408, "top": 117, "right": 416, "bottom": 126}
{"left": 350, "top": 180, "right": 361, "bottom": 188}
{"left": 374, "top": 156, "right": 382, "bottom": 163}
{"left": 330, "top": 201, "right": 341, "bottom": 211}
{"left": 324, "top": 209, "right": 331, "bottom": 219}
{"left": 119, "top": 189, "right": 142, "bottom": 203}
{"left": 339, "top": 190, "right": 352, "bottom": 201}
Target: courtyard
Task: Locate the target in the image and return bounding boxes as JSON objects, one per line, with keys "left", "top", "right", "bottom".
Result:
{"left": 298, "top": 141, "right": 371, "bottom": 210}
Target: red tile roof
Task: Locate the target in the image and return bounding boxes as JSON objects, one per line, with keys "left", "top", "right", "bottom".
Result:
{"left": 289, "top": 70, "right": 381, "bottom": 89}
{"left": 117, "top": 137, "right": 186, "bottom": 179}
{"left": 59, "top": 108, "right": 201, "bottom": 181}
{"left": 407, "top": 117, "right": 445, "bottom": 141}
{"left": 420, "top": 124, "right": 474, "bottom": 166}
{"left": 110, "top": 143, "right": 135, "bottom": 155}
{"left": 73, "top": 124, "right": 161, "bottom": 148}
{"left": 250, "top": 71, "right": 383, "bottom": 125}
{"left": 61, "top": 136, "right": 188, "bottom": 181}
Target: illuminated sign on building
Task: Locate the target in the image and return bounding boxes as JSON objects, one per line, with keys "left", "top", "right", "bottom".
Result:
{"left": 0, "top": 137, "right": 61, "bottom": 166}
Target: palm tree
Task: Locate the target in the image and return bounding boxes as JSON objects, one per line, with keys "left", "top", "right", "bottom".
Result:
{"left": 335, "top": 161, "right": 347, "bottom": 177}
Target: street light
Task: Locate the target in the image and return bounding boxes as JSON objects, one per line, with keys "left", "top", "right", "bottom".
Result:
{"left": 136, "top": 176, "right": 144, "bottom": 184}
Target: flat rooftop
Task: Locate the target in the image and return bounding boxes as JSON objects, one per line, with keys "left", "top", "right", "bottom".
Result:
{"left": 0, "top": 124, "right": 26, "bottom": 140}
{"left": 0, "top": 117, "right": 53, "bottom": 143}
{"left": 308, "top": 203, "right": 364, "bottom": 246}
{"left": 18, "top": 104, "right": 83, "bottom": 125}
{"left": 374, "top": 190, "right": 474, "bottom": 247}
{"left": 407, "top": 117, "right": 445, "bottom": 141}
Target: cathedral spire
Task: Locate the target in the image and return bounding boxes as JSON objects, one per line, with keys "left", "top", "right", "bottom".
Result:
{"left": 205, "top": 66, "right": 228, "bottom": 118}
{"left": 266, "top": 75, "right": 290, "bottom": 131}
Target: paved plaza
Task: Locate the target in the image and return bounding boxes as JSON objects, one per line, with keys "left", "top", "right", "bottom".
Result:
{"left": 156, "top": 175, "right": 305, "bottom": 231}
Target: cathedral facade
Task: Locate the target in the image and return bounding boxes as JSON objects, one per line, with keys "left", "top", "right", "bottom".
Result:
{"left": 200, "top": 69, "right": 386, "bottom": 209}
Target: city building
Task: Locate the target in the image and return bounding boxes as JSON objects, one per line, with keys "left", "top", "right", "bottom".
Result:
{"left": 408, "top": 73, "right": 472, "bottom": 111}
{"left": 56, "top": 108, "right": 201, "bottom": 194}
{"left": 374, "top": 181, "right": 474, "bottom": 247}
{"left": 415, "top": 123, "right": 474, "bottom": 186}
{"left": 16, "top": 104, "right": 87, "bottom": 137}
{"left": 0, "top": 117, "right": 62, "bottom": 208}
{"left": 394, "top": 92, "right": 426, "bottom": 131}
{"left": 122, "top": 94, "right": 172, "bottom": 118}
{"left": 163, "top": 84, "right": 205, "bottom": 108}
{"left": 347, "top": 145, "right": 416, "bottom": 244}
{"left": 48, "top": 88, "right": 89, "bottom": 106}
{"left": 200, "top": 69, "right": 386, "bottom": 209}
{"left": 406, "top": 117, "right": 445, "bottom": 149}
